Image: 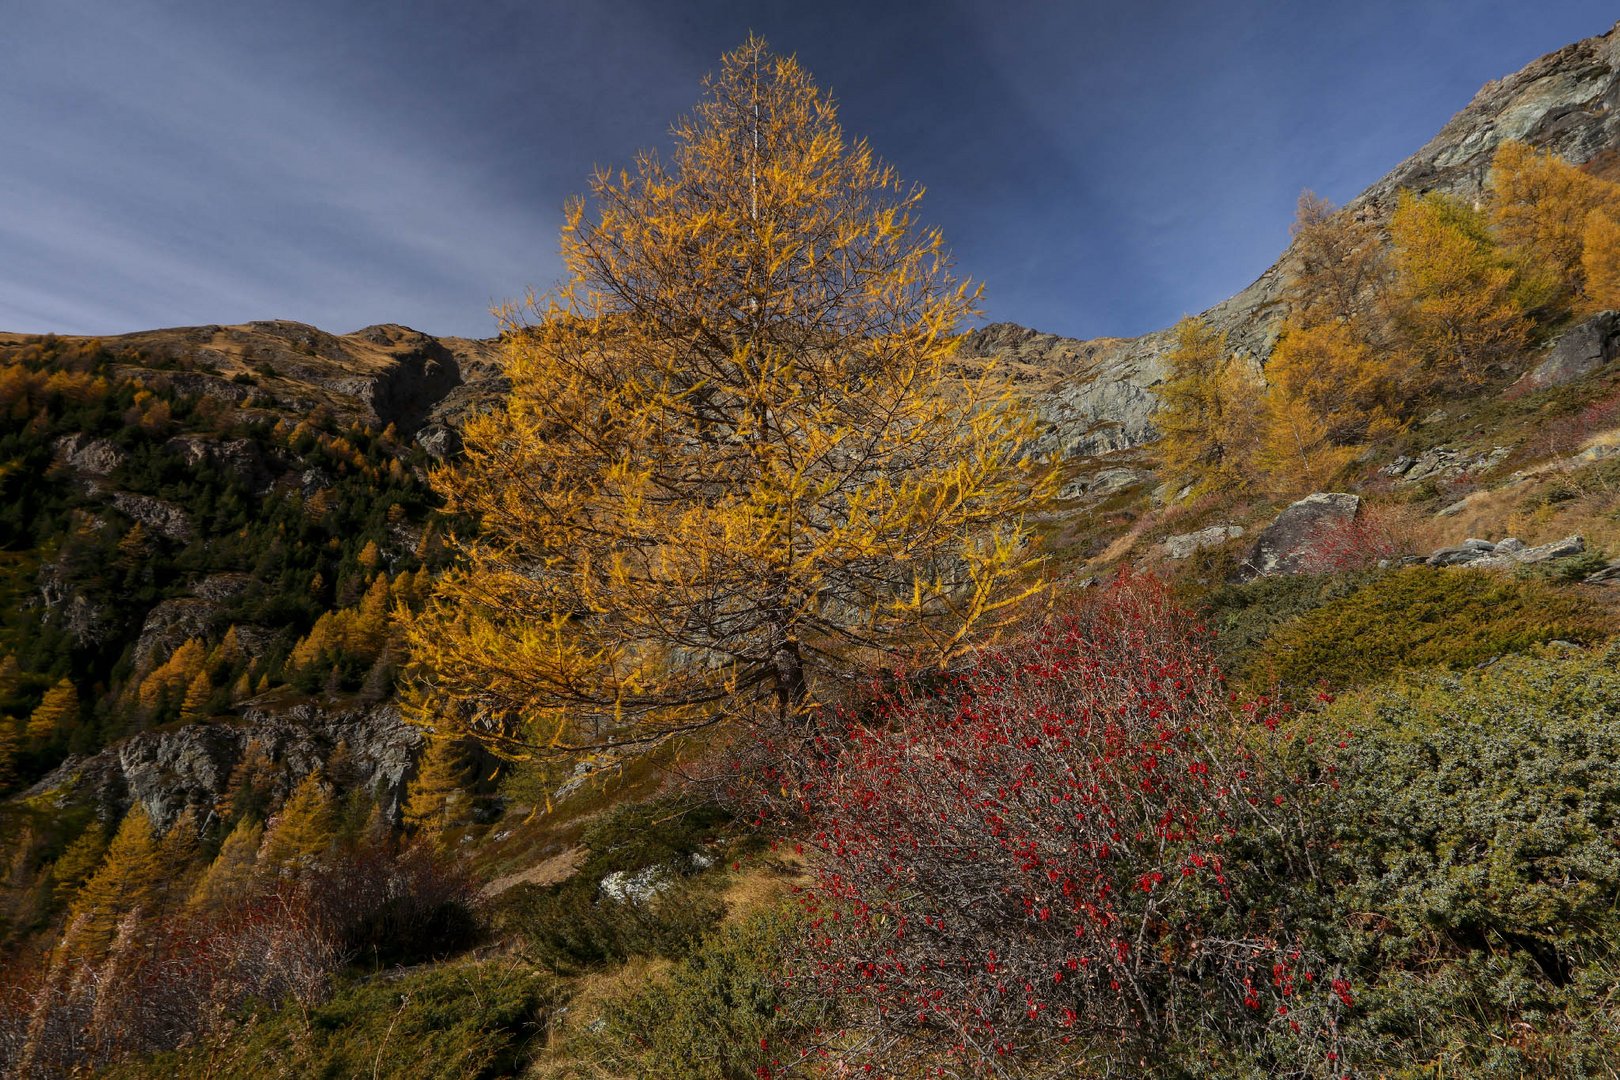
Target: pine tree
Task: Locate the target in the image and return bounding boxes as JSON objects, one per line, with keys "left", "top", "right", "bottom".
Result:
{"left": 186, "top": 817, "right": 263, "bottom": 913}
{"left": 66, "top": 804, "right": 164, "bottom": 955}
{"left": 403, "top": 736, "right": 470, "bottom": 836}
{"left": 26, "top": 678, "right": 79, "bottom": 749}
{"left": 259, "top": 771, "right": 337, "bottom": 870}
{"left": 1583, "top": 209, "right": 1620, "bottom": 311}
{"left": 1390, "top": 190, "right": 1533, "bottom": 385}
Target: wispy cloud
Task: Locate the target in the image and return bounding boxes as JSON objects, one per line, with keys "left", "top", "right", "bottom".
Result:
{"left": 1, "top": 0, "right": 1615, "bottom": 340}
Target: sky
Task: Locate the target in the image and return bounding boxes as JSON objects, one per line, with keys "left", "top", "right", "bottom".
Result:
{"left": 2, "top": 1, "right": 1617, "bottom": 342}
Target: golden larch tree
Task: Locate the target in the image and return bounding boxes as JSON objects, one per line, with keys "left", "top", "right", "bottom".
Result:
{"left": 1489, "top": 140, "right": 1620, "bottom": 312}
{"left": 1583, "top": 209, "right": 1620, "bottom": 311}
{"left": 1389, "top": 190, "right": 1533, "bottom": 385}
{"left": 65, "top": 804, "right": 164, "bottom": 955}
{"left": 1287, "top": 191, "right": 1388, "bottom": 330}
{"left": 403, "top": 735, "right": 471, "bottom": 837}
{"left": 25, "top": 678, "right": 78, "bottom": 749}
{"left": 1151, "top": 318, "right": 1253, "bottom": 493}
{"left": 186, "top": 817, "right": 264, "bottom": 914}
{"left": 1257, "top": 321, "right": 1399, "bottom": 495}
{"left": 402, "top": 37, "right": 1053, "bottom": 757}
{"left": 259, "top": 771, "right": 337, "bottom": 870}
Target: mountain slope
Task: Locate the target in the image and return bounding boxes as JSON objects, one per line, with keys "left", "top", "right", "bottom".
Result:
{"left": 967, "top": 19, "right": 1620, "bottom": 464}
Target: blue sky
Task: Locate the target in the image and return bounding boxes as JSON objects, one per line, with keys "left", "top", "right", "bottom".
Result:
{"left": 2, "top": 1, "right": 1615, "bottom": 341}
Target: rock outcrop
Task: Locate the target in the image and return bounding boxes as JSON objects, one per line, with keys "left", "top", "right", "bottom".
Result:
{"left": 1237, "top": 493, "right": 1361, "bottom": 580}
{"left": 1523, "top": 310, "right": 1620, "bottom": 389}
{"left": 1161, "top": 524, "right": 1244, "bottom": 560}
{"left": 27, "top": 697, "right": 424, "bottom": 828}
{"left": 1426, "top": 534, "right": 1586, "bottom": 569}
{"left": 964, "top": 23, "right": 1620, "bottom": 463}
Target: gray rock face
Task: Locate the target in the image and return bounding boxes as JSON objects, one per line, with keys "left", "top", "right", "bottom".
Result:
{"left": 961, "top": 24, "right": 1620, "bottom": 462}
{"left": 28, "top": 699, "right": 424, "bottom": 828}
{"left": 167, "top": 435, "right": 271, "bottom": 489}
{"left": 1161, "top": 524, "right": 1244, "bottom": 560}
{"left": 1060, "top": 466, "right": 1146, "bottom": 501}
{"left": 1237, "top": 493, "right": 1361, "bottom": 580}
{"left": 112, "top": 492, "right": 193, "bottom": 542}
{"left": 52, "top": 433, "right": 126, "bottom": 476}
{"left": 1523, "top": 311, "right": 1620, "bottom": 389}
{"left": 132, "top": 597, "right": 223, "bottom": 674}
{"left": 1398, "top": 446, "right": 1514, "bottom": 485}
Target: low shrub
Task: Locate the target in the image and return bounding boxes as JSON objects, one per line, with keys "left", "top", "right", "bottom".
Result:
{"left": 501, "top": 795, "right": 734, "bottom": 973}
{"left": 556, "top": 905, "right": 822, "bottom": 1080}
{"left": 1196, "top": 571, "right": 1368, "bottom": 682}
{"left": 99, "top": 959, "right": 556, "bottom": 1080}
{"left": 781, "top": 571, "right": 1348, "bottom": 1077}
{"left": 1249, "top": 566, "right": 1605, "bottom": 691}
{"left": 1292, "top": 647, "right": 1620, "bottom": 1074}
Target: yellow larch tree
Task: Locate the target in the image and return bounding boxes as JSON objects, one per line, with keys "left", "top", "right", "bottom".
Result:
{"left": 403, "top": 735, "right": 471, "bottom": 837}
{"left": 1151, "top": 318, "right": 1254, "bottom": 493}
{"left": 1583, "top": 209, "right": 1620, "bottom": 311}
{"left": 1389, "top": 190, "right": 1533, "bottom": 385}
{"left": 1287, "top": 191, "right": 1388, "bottom": 330}
{"left": 25, "top": 678, "right": 78, "bottom": 749}
{"left": 402, "top": 37, "right": 1054, "bottom": 757}
{"left": 65, "top": 804, "right": 164, "bottom": 955}
{"left": 258, "top": 771, "right": 337, "bottom": 870}
{"left": 1489, "top": 140, "right": 1620, "bottom": 312}
{"left": 186, "top": 817, "right": 264, "bottom": 914}
{"left": 1257, "top": 321, "right": 1400, "bottom": 495}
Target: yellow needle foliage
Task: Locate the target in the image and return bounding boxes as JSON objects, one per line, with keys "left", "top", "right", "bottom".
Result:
{"left": 402, "top": 37, "right": 1053, "bottom": 758}
{"left": 1257, "top": 321, "right": 1399, "bottom": 496}
{"left": 1489, "top": 140, "right": 1620, "bottom": 313}
{"left": 1389, "top": 190, "right": 1533, "bottom": 386}
{"left": 1151, "top": 318, "right": 1257, "bottom": 493}
{"left": 1583, "top": 209, "right": 1620, "bottom": 311}
{"left": 1288, "top": 191, "right": 1388, "bottom": 330}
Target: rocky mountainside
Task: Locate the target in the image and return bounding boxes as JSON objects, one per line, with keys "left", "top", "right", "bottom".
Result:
{"left": 0, "top": 320, "right": 505, "bottom": 458}
{"left": 965, "top": 20, "right": 1620, "bottom": 464}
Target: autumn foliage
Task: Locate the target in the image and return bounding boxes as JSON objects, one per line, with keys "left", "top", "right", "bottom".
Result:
{"left": 774, "top": 573, "right": 1350, "bottom": 1075}
{"left": 405, "top": 37, "right": 1053, "bottom": 761}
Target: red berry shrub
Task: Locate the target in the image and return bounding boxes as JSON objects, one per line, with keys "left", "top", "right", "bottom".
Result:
{"left": 782, "top": 571, "right": 1350, "bottom": 1076}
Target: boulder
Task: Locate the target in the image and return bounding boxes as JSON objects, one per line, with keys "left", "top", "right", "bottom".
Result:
{"left": 1162, "top": 524, "right": 1244, "bottom": 560}
{"left": 1513, "top": 534, "right": 1586, "bottom": 564}
{"left": 1236, "top": 493, "right": 1360, "bottom": 580}
{"left": 1522, "top": 311, "right": 1620, "bottom": 390}
{"left": 1449, "top": 534, "right": 1584, "bottom": 569}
